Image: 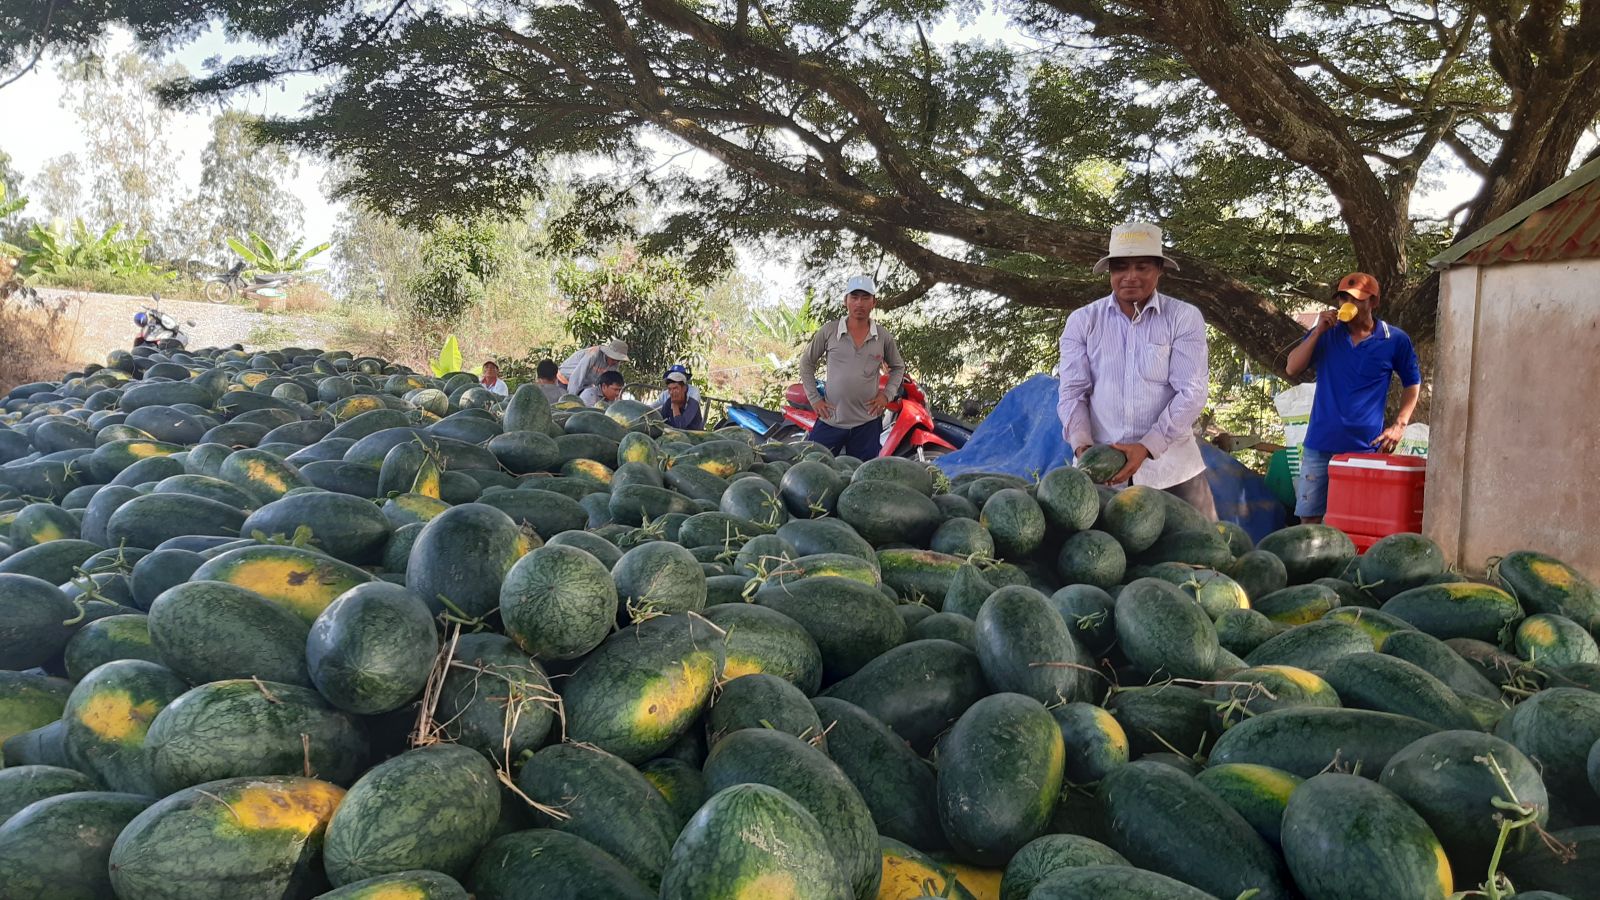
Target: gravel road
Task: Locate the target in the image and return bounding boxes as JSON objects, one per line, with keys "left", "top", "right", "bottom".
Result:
{"left": 36, "top": 287, "right": 341, "bottom": 366}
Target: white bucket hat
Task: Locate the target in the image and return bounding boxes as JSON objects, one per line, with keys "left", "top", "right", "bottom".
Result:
{"left": 599, "top": 339, "right": 630, "bottom": 362}
{"left": 1093, "top": 221, "right": 1181, "bottom": 275}
{"left": 844, "top": 275, "right": 877, "bottom": 297}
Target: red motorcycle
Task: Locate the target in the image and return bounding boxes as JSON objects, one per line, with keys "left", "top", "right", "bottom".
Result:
{"left": 778, "top": 375, "right": 963, "bottom": 460}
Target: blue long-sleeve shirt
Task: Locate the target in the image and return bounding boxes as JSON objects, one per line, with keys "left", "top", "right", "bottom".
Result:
{"left": 657, "top": 395, "right": 704, "bottom": 430}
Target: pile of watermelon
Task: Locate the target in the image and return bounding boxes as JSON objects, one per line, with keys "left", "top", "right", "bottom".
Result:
{"left": 2, "top": 344, "right": 1599, "bottom": 900}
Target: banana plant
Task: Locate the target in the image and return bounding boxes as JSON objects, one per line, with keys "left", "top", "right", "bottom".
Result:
{"left": 20, "top": 219, "right": 162, "bottom": 278}
{"left": 749, "top": 289, "right": 820, "bottom": 347}
{"left": 428, "top": 335, "right": 482, "bottom": 377}
{"left": 225, "top": 232, "right": 332, "bottom": 274}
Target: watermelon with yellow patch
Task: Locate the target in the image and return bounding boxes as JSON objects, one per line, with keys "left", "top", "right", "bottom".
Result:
{"left": 0, "top": 671, "right": 72, "bottom": 749}
{"left": 108, "top": 776, "right": 345, "bottom": 900}
{"left": 701, "top": 603, "right": 824, "bottom": 695}
{"left": 330, "top": 393, "right": 391, "bottom": 422}
{"left": 1515, "top": 612, "right": 1600, "bottom": 668}
{"left": 61, "top": 659, "right": 188, "bottom": 794}
{"left": 563, "top": 613, "right": 724, "bottom": 764}
{"left": 937, "top": 693, "right": 1065, "bottom": 866}
{"left": 1281, "top": 772, "right": 1453, "bottom": 900}
{"left": 381, "top": 493, "right": 451, "bottom": 528}
{"left": 1492, "top": 549, "right": 1600, "bottom": 630}
{"left": 219, "top": 448, "right": 311, "bottom": 505}
{"left": 88, "top": 438, "right": 185, "bottom": 482}
{"left": 192, "top": 544, "right": 375, "bottom": 624}
{"left": 1194, "top": 763, "right": 1303, "bottom": 847}
{"left": 877, "top": 836, "right": 978, "bottom": 900}
{"left": 1381, "top": 582, "right": 1523, "bottom": 643}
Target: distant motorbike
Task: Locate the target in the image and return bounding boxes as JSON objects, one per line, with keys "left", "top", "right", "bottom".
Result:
{"left": 132, "top": 295, "right": 194, "bottom": 352}
{"left": 721, "top": 375, "right": 972, "bottom": 460}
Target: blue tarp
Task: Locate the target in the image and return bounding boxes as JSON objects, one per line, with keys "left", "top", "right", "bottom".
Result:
{"left": 935, "top": 374, "right": 1288, "bottom": 542}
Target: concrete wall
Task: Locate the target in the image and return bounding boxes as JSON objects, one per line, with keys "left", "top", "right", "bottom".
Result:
{"left": 1425, "top": 261, "right": 1600, "bottom": 575}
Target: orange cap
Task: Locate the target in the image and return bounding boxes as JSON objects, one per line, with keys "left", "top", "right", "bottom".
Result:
{"left": 1336, "top": 272, "right": 1380, "bottom": 301}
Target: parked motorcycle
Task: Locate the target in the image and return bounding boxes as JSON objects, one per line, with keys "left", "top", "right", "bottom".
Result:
{"left": 720, "top": 375, "right": 972, "bottom": 460}
{"left": 132, "top": 295, "right": 194, "bottom": 352}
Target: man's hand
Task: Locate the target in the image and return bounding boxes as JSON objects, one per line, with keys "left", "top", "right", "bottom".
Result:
{"left": 866, "top": 391, "right": 889, "bottom": 416}
{"left": 1315, "top": 309, "right": 1338, "bottom": 332}
{"left": 1109, "top": 442, "right": 1151, "bottom": 484}
{"left": 1370, "top": 422, "right": 1407, "bottom": 453}
{"left": 1074, "top": 445, "right": 1092, "bottom": 462}
{"left": 812, "top": 399, "right": 834, "bottom": 420}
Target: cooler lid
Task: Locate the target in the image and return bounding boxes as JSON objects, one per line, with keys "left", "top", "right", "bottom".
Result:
{"left": 1328, "top": 453, "right": 1427, "bottom": 471}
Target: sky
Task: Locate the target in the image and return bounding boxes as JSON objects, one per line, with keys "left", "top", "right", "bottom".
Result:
{"left": 2, "top": 16, "right": 1504, "bottom": 292}
{"left": 5, "top": 29, "right": 341, "bottom": 246}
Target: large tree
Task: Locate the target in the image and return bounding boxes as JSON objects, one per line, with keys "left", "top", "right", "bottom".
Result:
{"left": 6, "top": 0, "right": 1595, "bottom": 371}
{"left": 191, "top": 109, "right": 305, "bottom": 259}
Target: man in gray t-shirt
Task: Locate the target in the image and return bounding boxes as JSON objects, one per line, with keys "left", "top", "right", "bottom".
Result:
{"left": 558, "top": 339, "right": 629, "bottom": 398}
{"left": 796, "top": 275, "right": 906, "bottom": 459}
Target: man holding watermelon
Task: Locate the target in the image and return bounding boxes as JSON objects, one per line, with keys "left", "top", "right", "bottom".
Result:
{"left": 797, "top": 275, "right": 907, "bottom": 459}
{"left": 1284, "top": 272, "right": 1422, "bottom": 523}
{"left": 1057, "top": 222, "right": 1215, "bottom": 519}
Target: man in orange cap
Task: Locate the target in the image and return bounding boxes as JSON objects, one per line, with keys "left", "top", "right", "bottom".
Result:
{"left": 1284, "top": 272, "right": 1422, "bottom": 523}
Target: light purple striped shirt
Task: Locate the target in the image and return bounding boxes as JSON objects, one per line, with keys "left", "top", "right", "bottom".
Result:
{"left": 1056, "top": 292, "right": 1209, "bottom": 489}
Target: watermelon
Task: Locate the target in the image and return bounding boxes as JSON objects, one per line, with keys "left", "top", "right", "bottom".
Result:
{"left": 1051, "top": 701, "right": 1129, "bottom": 784}
{"left": 980, "top": 488, "right": 1046, "bottom": 558}
{"left": 1229, "top": 549, "right": 1290, "bottom": 602}
{"left": 1320, "top": 652, "right": 1477, "bottom": 731}
{"left": 435, "top": 633, "right": 555, "bottom": 767}
{"left": 822, "top": 639, "right": 986, "bottom": 753}
{"left": 1254, "top": 583, "right": 1341, "bottom": 625}
{"left": 0, "top": 671, "right": 71, "bottom": 748}
{"left": 753, "top": 576, "right": 904, "bottom": 681}
{"left": 241, "top": 490, "right": 392, "bottom": 565}
{"left": 1382, "top": 582, "right": 1524, "bottom": 643}
{"left": 1379, "top": 629, "right": 1501, "bottom": 701}
{"left": 612, "top": 540, "right": 706, "bottom": 619}
{"left": 0, "top": 765, "right": 98, "bottom": 824}
{"left": 1099, "top": 759, "right": 1292, "bottom": 899}
{"left": 929, "top": 517, "right": 996, "bottom": 559}
{"left": 660, "top": 783, "right": 851, "bottom": 900}
{"left": 1055, "top": 529, "right": 1126, "bottom": 589}
{"left": 708, "top": 673, "right": 825, "bottom": 746}
{"left": 63, "top": 612, "right": 160, "bottom": 681}
{"left": 1208, "top": 706, "right": 1440, "bottom": 778}
{"left": 1515, "top": 612, "right": 1600, "bottom": 667}
{"left": 1379, "top": 730, "right": 1548, "bottom": 874}
{"left": 1494, "top": 687, "right": 1600, "bottom": 825}
{"left": 1257, "top": 524, "right": 1357, "bottom": 584}
{"left": 811, "top": 696, "right": 943, "bottom": 850}
{"left": 974, "top": 584, "right": 1092, "bottom": 704}
{"left": 937, "top": 692, "right": 1064, "bottom": 865}
{"left": 469, "top": 829, "right": 653, "bottom": 900}
{"left": 701, "top": 602, "right": 824, "bottom": 694}
{"left": 1114, "top": 577, "right": 1220, "bottom": 680}
{"left": 638, "top": 757, "right": 706, "bottom": 830}
{"left": 406, "top": 503, "right": 535, "bottom": 619}
{"left": 1074, "top": 444, "right": 1127, "bottom": 483}
{"left": 878, "top": 837, "right": 979, "bottom": 900}
{"left": 499, "top": 544, "right": 617, "bottom": 660}
{"left": 1245, "top": 619, "right": 1374, "bottom": 670}
{"left": 192, "top": 544, "right": 374, "bottom": 624}
{"left": 323, "top": 744, "right": 500, "bottom": 886}
{"left": 61, "top": 659, "right": 188, "bottom": 794}
{"left": 703, "top": 728, "right": 881, "bottom": 898}
{"left": 779, "top": 460, "right": 846, "bottom": 517}
{"left": 9, "top": 502, "right": 80, "bottom": 548}
{"left": 1354, "top": 532, "right": 1446, "bottom": 601}
{"left": 109, "top": 776, "right": 345, "bottom": 900}
{"left": 306, "top": 581, "right": 438, "bottom": 715}
{"left": 1209, "top": 664, "right": 1340, "bottom": 730}
{"left": 1194, "top": 763, "right": 1302, "bottom": 847}
{"left": 516, "top": 742, "right": 680, "bottom": 888}
{"left": 1000, "top": 834, "right": 1128, "bottom": 900}
{"left": 1280, "top": 773, "right": 1453, "bottom": 900}
{"left": 836, "top": 480, "right": 942, "bottom": 546}
{"left": 147, "top": 580, "right": 313, "bottom": 686}
{"left": 144, "top": 679, "right": 368, "bottom": 793}
{"left": 1491, "top": 549, "right": 1600, "bottom": 630}
{"left": 776, "top": 517, "right": 876, "bottom": 562}
{"left": 562, "top": 613, "right": 723, "bottom": 763}
{"left": 0, "top": 791, "right": 153, "bottom": 898}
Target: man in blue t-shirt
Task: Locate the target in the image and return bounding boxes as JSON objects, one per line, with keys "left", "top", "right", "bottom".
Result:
{"left": 1284, "top": 272, "right": 1422, "bottom": 524}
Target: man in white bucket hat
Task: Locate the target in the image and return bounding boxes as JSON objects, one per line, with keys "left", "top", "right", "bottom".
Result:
{"left": 1057, "top": 222, "right": 1215, "bottom": 518}
{"left": 797, "top": 275, "right": 907, "bottom": 459}
{"left": 557, "top": 337, "right": 630, "bottom": 399}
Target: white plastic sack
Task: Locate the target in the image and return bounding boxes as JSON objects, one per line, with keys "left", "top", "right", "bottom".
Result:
{"left": 1274, "top": 383, "right": 1317, "bottom": 475}
{"left": 1395, "top": 423, "right": 1429, "bottom": 457}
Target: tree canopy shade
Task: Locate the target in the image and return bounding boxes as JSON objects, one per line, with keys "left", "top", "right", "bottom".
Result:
{"left": 6, "top": 0, "right": 1595, "bottom": 371}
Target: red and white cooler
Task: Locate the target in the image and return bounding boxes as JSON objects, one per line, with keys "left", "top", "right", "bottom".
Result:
{"left": 1323, "top": 453, "right": 1427, "bottom": 553}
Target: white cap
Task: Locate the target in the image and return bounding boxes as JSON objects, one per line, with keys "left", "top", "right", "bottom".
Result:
{"left": 664, "top": 370, "right": 688, "bottom": 383}
{"left": 1093, "top": 221, "right": 1180, "bottom": 274}
{"left": 600, "top": 339, "right": 630, "bottom": 361}
{"left": 844, "top": 275, "right": 877, "bottom": 297}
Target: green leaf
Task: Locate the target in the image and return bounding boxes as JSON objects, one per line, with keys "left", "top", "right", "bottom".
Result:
{"left": 430, "top": 334, "right": 464, "bottom": 376}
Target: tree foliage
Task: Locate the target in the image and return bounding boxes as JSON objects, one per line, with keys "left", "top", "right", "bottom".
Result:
{"left": 558, "top": 246, "right": 705, "bottom": 380}
{"left": 406, "top": 218, "right": 505, "bottom": 325}
{"left": 192, "top": 110, "right": 305, "bottom": 259}
{"left": 5, "top": 0, "right": 1597, "bottom": 373}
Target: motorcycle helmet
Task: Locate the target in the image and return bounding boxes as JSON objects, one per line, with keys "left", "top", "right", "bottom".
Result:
{"left": 133, "top": 311, "right": 148, "bottom": 327}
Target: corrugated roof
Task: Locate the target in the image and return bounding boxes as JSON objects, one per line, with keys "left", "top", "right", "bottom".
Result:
{"left": 1430, "top": 155, "right": 1600, "bottom": 268}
